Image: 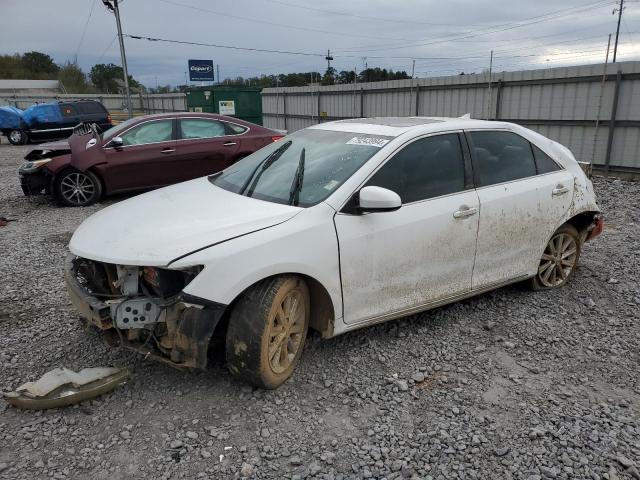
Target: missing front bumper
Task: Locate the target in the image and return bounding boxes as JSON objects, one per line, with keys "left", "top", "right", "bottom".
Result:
{"left": 64, "top": 254, "right": 226, "bottom": 369}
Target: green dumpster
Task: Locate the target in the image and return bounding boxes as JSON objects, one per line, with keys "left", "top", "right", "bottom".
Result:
{"left": 185, "top": 86, "right": 262, "bottom": 125}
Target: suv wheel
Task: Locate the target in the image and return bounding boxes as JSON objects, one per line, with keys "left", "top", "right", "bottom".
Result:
{"left": 8, "top": 129, "right": 27, "bottom": 145}
{"left": 226, "top": 276, "right": 310, "bottom": 388}
{"left": 54, "top": 169, "right": 102, "bottom": 207}
{"left": 531, "top": 224, "right": 581, "bottom": 290}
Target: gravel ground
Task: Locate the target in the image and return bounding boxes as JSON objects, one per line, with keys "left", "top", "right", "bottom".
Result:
{"left": 0, "top": 142, "right": 639, "bottom": 480}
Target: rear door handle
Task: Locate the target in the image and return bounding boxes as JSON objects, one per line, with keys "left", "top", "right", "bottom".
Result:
{"left": 453, "top": 206, "right": 478, "bottom": 219}
{"left": 552, "top": 185, "right": 570, "bottom": 196}
{"left": 223, "top": 141, "right": 237, "bottom": 146}
{"left": 161, "top": 148, "right": 175, "bottom": 154}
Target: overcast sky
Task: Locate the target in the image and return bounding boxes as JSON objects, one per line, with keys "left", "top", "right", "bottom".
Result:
{"left": 1, "top": 0, "right": 639, "bottom": 87}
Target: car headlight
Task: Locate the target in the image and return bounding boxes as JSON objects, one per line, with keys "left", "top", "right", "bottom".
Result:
{"left": 19, "top": 159, "right": 52, "bottom": 173}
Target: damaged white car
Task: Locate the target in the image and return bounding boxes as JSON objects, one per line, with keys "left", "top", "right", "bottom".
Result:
{"left": 66, "top": 117, "right": 603, "bottom": 388}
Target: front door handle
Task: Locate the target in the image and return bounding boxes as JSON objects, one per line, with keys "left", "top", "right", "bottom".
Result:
{"left": 453, "top": 206, "right": 478, "bottom": 219}
{"left": 552, "top": 185, "right": 570, "bottom": 196}
{"left": 223, "top": 141, "right": 237, "bottom": 146}
{"left": 161, "top": 148, "right": 175, "bottom": 154}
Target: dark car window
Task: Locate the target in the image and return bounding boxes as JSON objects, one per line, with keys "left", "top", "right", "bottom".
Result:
{"left": 179, "top": 119, "right": 226, "bottom": 139}
{"left": 366, "top": 133, "right": 466, "bottom": 204}
{"left": 469, "top": 131, "right": 537, "bottom": 187}
{"left": 75, "top": 102, "right": 107, "bottom": 115}
{"left": 223, "top": 122, "right": 248, "bottom": 135}
{"left": 60, "top": 104, "right": 78, "bottom": 117}
{"left": 120, "top": 120, "right": 173, "bottom": 146}
{"left": 532, "top": 144, "right": 561, "bottom": 174}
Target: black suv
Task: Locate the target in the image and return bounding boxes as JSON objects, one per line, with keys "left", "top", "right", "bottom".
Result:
{"left": 3, "top": 100, "right": 112, "bottom": 145}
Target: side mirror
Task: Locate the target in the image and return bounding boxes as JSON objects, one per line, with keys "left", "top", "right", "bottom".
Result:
{"left": 109, "top": 136, "right": 123, "bottom": 148}
{"left": 358, "top": 186, "right": 402, "bottom": 212}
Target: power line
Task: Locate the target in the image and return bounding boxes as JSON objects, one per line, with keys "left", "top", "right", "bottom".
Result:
{"left": 125, "top": 34, "right": 325, "bottom": 57}
{"left": 154, "top": 0, "right": 424, "bottom": 43}
{"left": 96, "top": 35, "right": 117, "bottom": 63}
{"left": 334, "top": 0, "right": 614, "bottom": 54}
{"left": 74, "top": 0, "right": 97, "bottom": 62}
{"left": 256, "top": 0, "right": 494, "bottom": 27}
{"left": 125, "top": 33, "right": 623, "bottom": 63}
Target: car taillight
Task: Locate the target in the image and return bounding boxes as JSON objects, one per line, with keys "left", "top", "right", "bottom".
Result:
{"left": 107, "top": 114, "right": 113, "bottom": 124}
{"left": 587, "top": 214, "right": 604, "bottom": 240}
{"left": 271, "top": 135, "right": 284, "bottom": 142}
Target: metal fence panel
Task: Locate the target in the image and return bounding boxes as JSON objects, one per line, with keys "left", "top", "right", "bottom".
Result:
{"left": 262, "top": 61, "right": 640, "bottom": 171}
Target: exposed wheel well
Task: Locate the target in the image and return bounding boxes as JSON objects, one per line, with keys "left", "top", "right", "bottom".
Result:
{"left": 213, "top": 273, "right": 336, "bottom": 343}
{"left": 564, "top": 211, "right": 599, "bottom": 239}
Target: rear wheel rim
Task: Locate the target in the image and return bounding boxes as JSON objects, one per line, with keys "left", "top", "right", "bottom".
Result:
{"left": 267, "top": 289, "right": 306, "bottom": 374}
{"left": 9, "top": 130, "right": 22, "bottom": 143}
{"left": 60, "top": 172, "right": 95, "bottom": 205}
{"left": 537, "top": 232, "right": 578, "bottom": 288}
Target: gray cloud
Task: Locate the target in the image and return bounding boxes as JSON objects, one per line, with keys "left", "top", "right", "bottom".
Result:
{"left": 2, "top": 0, "right": 638, "bottom": 87}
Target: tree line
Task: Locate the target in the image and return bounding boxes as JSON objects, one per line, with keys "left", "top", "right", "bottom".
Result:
{"left": 0, "top": 51, "right": 140, "bottom": 93}
{"left": 0, "top": 51, "right": 412, "bottom": 93}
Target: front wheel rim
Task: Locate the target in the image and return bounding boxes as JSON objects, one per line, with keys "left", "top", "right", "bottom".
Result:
{"left": 60, "top": 172, "right": 95, "bottom": 205}
{"left": 267, "top": 289, "right": 306, "bottom": 374}
{"left": 9, "top": 130, "right": 22, "bottom": 143}
{"left": 537, "top": 232, "right": 578, "bottom": 287}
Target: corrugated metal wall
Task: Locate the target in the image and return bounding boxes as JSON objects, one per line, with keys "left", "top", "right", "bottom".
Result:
{"left": 262, "top": 61, "right": 640, "bottom": 171}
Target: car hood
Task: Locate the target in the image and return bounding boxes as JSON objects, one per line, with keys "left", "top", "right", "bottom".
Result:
{"left": 69, "top": 177, "right": 302, "bottom": 266}
{"left": 24, "top": 140, "right": 71, "bottom": 160}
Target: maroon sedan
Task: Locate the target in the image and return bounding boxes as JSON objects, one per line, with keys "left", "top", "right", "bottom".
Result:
{"left": 18, "top": 113, "right": 284, "bottom": 206}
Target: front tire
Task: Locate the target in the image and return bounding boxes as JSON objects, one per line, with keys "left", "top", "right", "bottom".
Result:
{"left": 226, "top": 276, "right": 310, "bottom": 389}
{"left": 531, "top": 224, "right": 581, "bottom": 290}
{"left": 8, "top": 129, "right": 27, "bottom": 145}
{"left": 54, "top": 169, "right": 102, "bottom": 207}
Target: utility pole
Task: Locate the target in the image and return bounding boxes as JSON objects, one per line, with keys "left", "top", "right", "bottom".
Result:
{"left": 102, "top": 0, "right": 133, "bottom": 119}
{"left": 216, "top": 64, "right": 220, "bottom": 85}
{"left": 592, "top": 34, "right": 613, "bottom": 164}
{"left": 486, "top": 50, "right": 493, "bottom": 120}
{"left": 613, "top": 0, "right": 624, "bottom": 63}
{"left": 325, "top": 50, "right": 333, "bottom": 71}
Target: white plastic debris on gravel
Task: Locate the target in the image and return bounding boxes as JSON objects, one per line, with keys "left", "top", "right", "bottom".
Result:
{"left": 0, "top": 142, "right": 639, "bottom": 479}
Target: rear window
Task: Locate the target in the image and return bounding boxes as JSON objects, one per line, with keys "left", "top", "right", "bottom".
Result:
{"left": 223, "top": 122, "right": 248, "bottom": 135}
{"left": 75, "top": 102, "right": 107, "bottom": 115}
{"left": 469, "top": 131, "right": 537, "bottom": 187}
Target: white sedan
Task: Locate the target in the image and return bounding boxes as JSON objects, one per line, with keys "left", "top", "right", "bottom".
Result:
{"left": 66, "top": 117, "right": 603, "bottom": 388}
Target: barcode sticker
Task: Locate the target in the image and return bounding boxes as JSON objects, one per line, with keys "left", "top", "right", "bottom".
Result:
{"left": 346, "top": 136, "right": 390, "bottom": 148}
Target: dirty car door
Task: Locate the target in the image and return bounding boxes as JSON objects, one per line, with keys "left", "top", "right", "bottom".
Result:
{"left": 102, "top": 118, "right": 176, "bottom": 192}
{"left": 335, "top": 133, "right": 479, "bottom": 325}
{"left": 467, "top": 130, "right": 574, "bottom": 289}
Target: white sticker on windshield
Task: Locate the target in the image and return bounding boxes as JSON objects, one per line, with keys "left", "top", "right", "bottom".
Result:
{"left": 346, "top": 136, "right": 390, "bottom": 148}
{"left": 323, "top": 180, "right": 339, "bottom": 191}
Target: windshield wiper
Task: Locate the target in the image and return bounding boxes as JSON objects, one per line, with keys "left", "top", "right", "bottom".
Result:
{"left": 240, "top": 140, "right": 292, "bottom": 196}
{"left": 288, "top": 148, "right": 305, "bottom": 206}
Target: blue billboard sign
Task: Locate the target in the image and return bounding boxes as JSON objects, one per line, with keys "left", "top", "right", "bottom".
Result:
{"left": 188, "top": 60, "right": 214, "bottom": 82}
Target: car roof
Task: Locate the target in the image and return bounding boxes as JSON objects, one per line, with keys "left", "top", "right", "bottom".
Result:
{"left": 128, "top": 112, "right": 255, "bottom": 125}
{"left": 310, "top": 116, "right": 512, "bottom": 137}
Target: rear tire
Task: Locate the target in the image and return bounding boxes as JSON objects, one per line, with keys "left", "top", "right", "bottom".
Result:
{"left": 8, "top": 129, "right": 27, "bottom": 145}
{"left": 54, "top": 169, "right": 102, "bottom": 207}
{"left": 226, "top": 276, "right": 310, "bottom": 389}
{"left": 531, "top": 224, "right": 581, "bottom": 290}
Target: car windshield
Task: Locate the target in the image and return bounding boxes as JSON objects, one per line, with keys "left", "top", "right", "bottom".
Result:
{"left": 210, "top": 129, "right": 392, "bottom": 207}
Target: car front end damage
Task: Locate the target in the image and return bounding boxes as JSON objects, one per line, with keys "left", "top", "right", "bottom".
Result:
{"left": 64, "top": 254, "right": 226, "bottom": 369}
{"left": 19, "top": 146, "right": 71, "bottom": 195}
